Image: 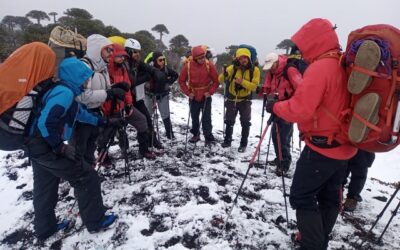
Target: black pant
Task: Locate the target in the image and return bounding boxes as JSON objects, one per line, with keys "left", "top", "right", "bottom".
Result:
{"left": 290, "top": 146, "right": 348, "bottom": 249}
{"left": 344, "top": 149, "right": 375, "bottom": 201}
{"left": 26, "top": 137, "right": 105, "bottom": 239}
{"left": 225, "top": 100, "right": 252, "bottom": 145}
{"left": 271, "top": 118, "right": 293, "bottom": 169}
{"left": 190, "top": 98, "right": 213, "bottom": 137}
{"left": 69, "top": 122, "right": 100, "bottom": 165}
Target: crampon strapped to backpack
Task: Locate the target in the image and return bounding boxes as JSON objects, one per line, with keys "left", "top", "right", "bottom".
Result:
{"left": 340, "top": 24, "right": 400, "bottom": 152}
{"left": 0, "top": 42, "right": 56, "bottom": 151}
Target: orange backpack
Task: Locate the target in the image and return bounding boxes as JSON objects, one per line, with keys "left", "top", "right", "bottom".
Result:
{"left": 339, "top": 24, "right": 400, "bottom": 152}
{"left": 0, "top": 42, "right": 56, "bottom": 150}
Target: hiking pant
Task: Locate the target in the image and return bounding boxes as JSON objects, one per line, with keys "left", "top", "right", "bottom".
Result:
{"left": 290, "top": 146, "right": 348, "bottom": 249}
{"left": 190, "top": 97, "right": 213, "bottom": 138}
{"left": 144, "top": 93, "right": 170, "bottom": 120}
{"left": 26, "top": 137, "right": 105, "bottom": 239}
{"left": 134, "top": 99, "right": 161, "bottom": 147}
{"left": 344, "top": 149, "right": 375, "bottom": 201}
{"left": 271, "top": 118, "right": 293, "bottom": 170}
{"left": 70, "top": 121, "right": 100, "bottom": 165}
{"left": 225, "top": 100, "right": 252, "bottom": 145}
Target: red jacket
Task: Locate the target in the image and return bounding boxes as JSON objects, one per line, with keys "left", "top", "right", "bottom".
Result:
{"left": 178, "top": 46, "right": 219, "bottom": 102}
{"left": 273, "top": 18, "right": 357, "bottom": 160}
{"left": 102, "top": 44, "right": 133, "bottom": 116}
{"left": 263, "top": 55, "right": 302, "bottom": 100}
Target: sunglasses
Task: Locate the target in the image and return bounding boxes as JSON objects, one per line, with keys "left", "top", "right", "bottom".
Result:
{"left": 105, "top": 47, "right": 114, "bottom": 53}
{"left": 157, "top": 58, "right": 166, "bottom": 62}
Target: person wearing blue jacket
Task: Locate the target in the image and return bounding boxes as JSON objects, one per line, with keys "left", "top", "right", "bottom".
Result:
{"left": 26, "top": 57, "right": 118, "bottom": 240}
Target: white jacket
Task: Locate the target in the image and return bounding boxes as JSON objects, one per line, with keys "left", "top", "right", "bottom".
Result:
{"left": 76, "top": 34, "right": 111, "bottom": 109}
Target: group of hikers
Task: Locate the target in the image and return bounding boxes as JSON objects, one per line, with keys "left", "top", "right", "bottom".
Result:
{"left": 4, "top": 17, "right": 400, "bottom": 250}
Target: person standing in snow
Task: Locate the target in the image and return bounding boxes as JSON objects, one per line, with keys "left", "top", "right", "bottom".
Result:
{"left": 100, "top": 43, "right": 156, "bottom": 159}
{"left": 343, "top": 149, "right": 375, "bottom": 212}
{"left": 262, "top": 53, "right": 302, "bottom": 175}
{"left": 266, "top": 18, "right": 358, "bottom": 249}
{"left": 144, "top": 51, "right": 178, "bottom": 140}
{"left": 178, "top": 45, "right": 219, "bottom": 144}
{"left": 26, "top": 57, "right": 119, "bottom": 240}
{"left": 124, "top": 39, "right": 163, "bottom": 150}
{"left": 219, "top": 48, "right": 260, "bottom": 152}
{"left": 70, "top": 34, "right": 128, "bottom": 165}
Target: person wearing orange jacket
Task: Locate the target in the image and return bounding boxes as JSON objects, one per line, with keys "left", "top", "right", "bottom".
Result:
{"left": 262, "top": 53, "right": 302, "bottom": 175}
{"left": 266, "top": 18, "right": 357, "bottom": 249}
{"left": 179, "top": 45, "right": 219, "bottom": 143}
{"left": 100, "top": 43, "right": 156, "bottom": 159}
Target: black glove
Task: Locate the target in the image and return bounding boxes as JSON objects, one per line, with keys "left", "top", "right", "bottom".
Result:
{"left": 265, "top": 94, "right": 278, "bottom": 113}
{"left": 106, "top": 87, "right": 126, "bottom": 101}
{"left": 107, "top": 117, "right": 125, "bottom": 127}
{"left": 54, "top": 144, "right": 76, "bottom": 161}
{"left": 124, "top": 104, "right": 132, "bottom": 115}
{"left": 112, "top": 82, "right": 130, "bottom": 92}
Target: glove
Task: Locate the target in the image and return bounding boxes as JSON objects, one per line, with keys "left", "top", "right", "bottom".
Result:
{"left": 124, "top": 104, "right": 133, "bottom": 116}
{"left": 106, "top": 87, "right": 126, "bottom": 101}
{"left": 54, "top": 144, "right": 76, "bottom": 161}
{"left": 107, "top": 117, "right": 125, "bottom": 127}
{"left": 265, "top": 100, "right": 277, "bottom": 113}
{"left": 112, "top": 82, "right": 130, "bottom": 92}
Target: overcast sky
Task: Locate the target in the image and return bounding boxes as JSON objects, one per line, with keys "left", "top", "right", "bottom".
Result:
{"left": 1, "top": 0, "right": 399, "bottom": 61}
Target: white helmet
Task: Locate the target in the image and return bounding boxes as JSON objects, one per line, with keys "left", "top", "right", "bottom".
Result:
{"left": 124, "top": 38, "right": 141, "bottom": 50}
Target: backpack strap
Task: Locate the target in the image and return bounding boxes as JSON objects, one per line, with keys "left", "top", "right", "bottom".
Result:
{"left": 187, "top": 59, "right": 211, "bottom": 91}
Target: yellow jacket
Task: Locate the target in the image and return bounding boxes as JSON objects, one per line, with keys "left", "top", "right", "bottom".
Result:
{"left": 219, "top": 64, "right": 260, "bottom": 102}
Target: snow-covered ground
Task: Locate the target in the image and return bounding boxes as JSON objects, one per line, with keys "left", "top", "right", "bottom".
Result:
{"left": 0, "top": 93, "right": 399, "bottom": 249}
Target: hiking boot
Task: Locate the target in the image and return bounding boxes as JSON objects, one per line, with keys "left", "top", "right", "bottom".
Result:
{"left": 267, "top": 158, "right": 278, "bottom": 166}
{"left": 189, "top": 135, "right": 200, "bottom": 143}
{"left": 348, "top": 92, "right": 381, "bottom": 143}
{"left": 343, "top": 198, "right": 358, "bottom": 212}
{"left": 89, "top": 213, "right": 118, "bottom": 233}
{"left": 275, "top": 166, "right": 287, "bottom": 177}
{"left": 142, "top": 151, "right": 157, "bottom": 159}
{"left": 238, "top": 144, "right": 247, "bottom": 152}
{"left": 221, "top": 141, "right": 231, "bottom": 148}
{"left": 291, "top": 231, "right": 302, "bottom": 245}
{"left": 348, "top": 40, "right": 381, "bottom": 94}
{"left": 205, "top": 134, "right": 216, "bottom": 144}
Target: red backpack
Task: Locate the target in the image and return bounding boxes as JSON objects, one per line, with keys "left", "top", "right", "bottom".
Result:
{"left": 339, "top": 24, "right": 400, "bottom": 152}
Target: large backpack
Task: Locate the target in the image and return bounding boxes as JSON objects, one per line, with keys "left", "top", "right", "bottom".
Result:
{"left": 48, "top": 26, "right": 86, "bottom": 76}
{"left": 0, "top": 42, "right": 56, "bottom": 151}
{"left": 283, "top": 57, "right": 308, "bottom": 80}
{"left": 339, "top": 24, "right": 400, "bottom": 152}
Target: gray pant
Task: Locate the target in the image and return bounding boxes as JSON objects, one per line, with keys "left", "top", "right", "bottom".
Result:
{"left": 144, "top": 93, "right": 170, "bottom": 120}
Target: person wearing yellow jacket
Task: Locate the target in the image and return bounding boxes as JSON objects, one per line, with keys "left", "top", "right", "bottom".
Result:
{"left": 219, "top": 48, "right": 260, "bottom": 152}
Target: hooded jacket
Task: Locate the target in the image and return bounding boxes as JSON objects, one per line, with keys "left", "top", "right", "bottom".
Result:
{"left": 145, "top": 52, "right": 178, "bottom": 96}
{"left": 34, "top": 57, "right": 101, "bottom": 150}
{"left": 179, "top": 46, "right": 219, "bottom": 102}
{"left": 103, "top": 43, "right": 133, "bottom": 116}
{"left": 273, "top": 18, "right": 357, "bottom": 160}
{"left": 263, "top": 55, "right": 302, "bottom": 101}
{"left": 218, "top": 48, "right": 260, "bottom": 102}
{"left": 76, "top": 34, "right": 112, "bottom": 109}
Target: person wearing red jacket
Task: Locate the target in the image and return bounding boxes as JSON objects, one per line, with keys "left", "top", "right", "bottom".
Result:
{"left": 263, "top": 53, "right": 302, "bottom": 176}
{"left": 100, "top": 43, "right": 156, "bottom": 160}
{"left": 179, "top": 45, "right": 219, "bottom": 143}
{"left": 266, "top": 18, "right": 357, "bottom": 249}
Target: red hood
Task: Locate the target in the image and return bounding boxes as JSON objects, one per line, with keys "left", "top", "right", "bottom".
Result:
{"left": 291, "top": 18, "right": 340, "bottom": 63}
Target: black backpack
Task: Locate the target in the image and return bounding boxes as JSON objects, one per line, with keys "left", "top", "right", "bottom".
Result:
{"left": 283, "top": 57, "right": 308, "bottom": 80}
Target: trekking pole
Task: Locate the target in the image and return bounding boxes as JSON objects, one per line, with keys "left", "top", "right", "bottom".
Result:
{"left": 223, "top": 64, "right": 228, "bottom": 138}
{"left": 153, "top": 96, "right": 160, "bottom": 142}
{"left": 257, "top": 95, "right": 267, "bottom": 166}
{"left": 360, "top": 183, "right": 400, "bottom": 247}
{"left": 264, "top": 128, "right": 273, "bottom": 174}
{"left": 184, "top": 98, "right": 192, "bottom": 154}
{"left": 222, "top": 115, "right": 274, "bottom": 230}
{"left": 291, "top": 133, "right": 294, "bottom": 153}
{"left": 376, "top": 199, "right": 400, "bottom": 244}
{"left": 275, "top": 121, "right": 290, "bottom": 229}
{"left": 120, "top": 112, "right": 131, "bottom": 183}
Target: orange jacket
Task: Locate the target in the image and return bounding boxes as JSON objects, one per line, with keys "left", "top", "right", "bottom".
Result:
{"left": 273, "top": 18, "right": 357, "bottom": 160}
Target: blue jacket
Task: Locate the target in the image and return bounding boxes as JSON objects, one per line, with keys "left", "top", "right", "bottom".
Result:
{"left": 35, "top": 57, "right": 100, "bottom": 150}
